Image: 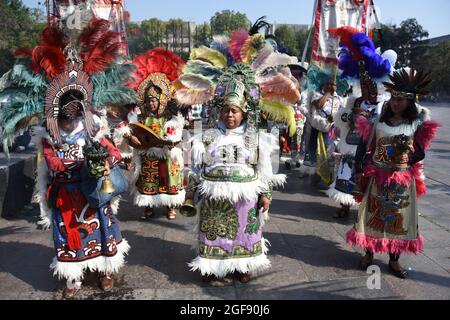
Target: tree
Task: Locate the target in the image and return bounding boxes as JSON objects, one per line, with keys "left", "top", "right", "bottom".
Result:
{"left": 373, "top": 18, "right": 429, "bottom": 68}
{"left": 424, "top": 41, "right": 450, "bottom": 97}
{"left": 210, "top": 10, "right": 250, "bottom": 35}
{"left": 194, "top": 23, "right": 211, "bottom": 47}
{"left": 0, "top": 0, "right": 46, "bottom": 75}
{"left": 274, "top": 25, "right": 299, "bottom": 56}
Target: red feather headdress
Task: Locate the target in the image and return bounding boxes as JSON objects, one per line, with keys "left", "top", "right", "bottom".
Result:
{"left": 130, "top": 48, "right": 185, "bottom": 114}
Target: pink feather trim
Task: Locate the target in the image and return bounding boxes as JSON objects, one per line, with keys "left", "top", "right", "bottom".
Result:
{"left": 415, "top": 120, "right": 440, "bottom": 150}
{"left": 363, "top": 161, "right": 427, "bottom": 197}
{"left": 229, "top": 29, "right": 249, "bottom": 63}
{"left": 346, "top": 228, "right": 425, "bottom": 255}
{"left": 355, "top": 116, "right": 372, "bottom": 143}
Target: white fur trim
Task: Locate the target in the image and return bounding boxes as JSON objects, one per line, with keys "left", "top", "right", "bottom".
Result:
{"left": 34, "top": 141, "right": 52, "bottom": 230}
{"left": 92, "top": 114, "right": 111, "bottom": 142}
{"left": 50, "top": 239, "right": 130, "bottom": 282}
{"left": 113, "top": 125, "right": 132, "bottom": 141}
{"left": 191, "top": 135, "right": 205, "bottom": 168}
{"left": 326, "top": 182, "right": 358, "bottom": 208}
{"left": 133, "top": 190, "right": 186, "bottom": 208}
{"left": 163, "top": 114, "right": 185, "bottom": 142}
{"left": 188, "top": 238, "right": 271, "bottom": 277}
{"left": 262, "top": 174, "right": 287, "bottom": 188}
{"left": 259, "top": 208, "right": 270, "bottom": 228}
{"left": 258, "top": 131, "right": 285, "bottom": 186}
{"left": 198, "top": 179, "right": 266, "bottom": 203}
{"left": 110, "top": 196, "right": 121, "bottom": 215}
{"left": 136, "top": 147, "right": 166, "bottom": 159}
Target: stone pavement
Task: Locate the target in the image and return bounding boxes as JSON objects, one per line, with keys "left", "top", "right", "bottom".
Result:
{"left": 0, "top": 104, "right": 449, "bottom": 300}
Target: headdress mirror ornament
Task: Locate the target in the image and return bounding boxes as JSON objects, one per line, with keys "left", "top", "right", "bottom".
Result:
{"left": 137, "top": 72, "right": 171, "bottom": 116}
{"left": 44, "top": 52, "right": 95, "bottom": 145}
{"left": 383, "top": 68, "right": 432, "bottom": 101}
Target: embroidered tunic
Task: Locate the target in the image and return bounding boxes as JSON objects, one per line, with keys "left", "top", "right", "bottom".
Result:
{"left": 346, "top": 106, "right": 439, "bottom": 254}
{"left": 187, "top": 122, "right": 285, "bottom": 277}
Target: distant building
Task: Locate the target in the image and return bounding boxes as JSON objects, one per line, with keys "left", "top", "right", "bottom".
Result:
{"left": 427, "top": 34, "right": 450, "bottom": 46}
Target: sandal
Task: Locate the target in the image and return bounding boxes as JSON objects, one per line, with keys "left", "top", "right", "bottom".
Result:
{"left": 62, "top": 287, "right": 80, "bottom": 299}
{"left": 98, "top": 274, "right": 114, "bottom": 291}
{"left": 235, "top": 272, "right": 252, "bottom": 283}
{"left": 167, "top": 208, "right": 176, "bottom": 220}
{"left": 333, "top": 207, "right": 350, "bottom": 219}
{"left": 140, "top": 207, "right": 153, "bottom": 220}
{"left": 388, "top": 261, "right": 408, "bottom": 279}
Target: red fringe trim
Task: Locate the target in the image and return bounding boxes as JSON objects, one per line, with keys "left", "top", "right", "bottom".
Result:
{"left": 355, "top": 115, "right": 372, "bottom": 143}
{"left": 415, "top": 120, "right": 440, "bottom": 150}
{"left": 346, "top": 228, "right": 425, "bottom": 255}
{"left": 363, "top": 161, "right": 427, "bottom": 198}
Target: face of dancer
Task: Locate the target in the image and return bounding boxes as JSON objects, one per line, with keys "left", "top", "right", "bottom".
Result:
{"left": 390, "top": 97, "right": 409, "bottom": 117}
{"left": 146, "top": 97, "right": 160, "bottom": 115}
{"left": 324, "top": 81, "right": 337, "bottom": 94}
{"left": 221, "top": 104, "right": 244, "bottom": 129}
{"left": 58, "top": 117, "right": 77, "bottom": 133}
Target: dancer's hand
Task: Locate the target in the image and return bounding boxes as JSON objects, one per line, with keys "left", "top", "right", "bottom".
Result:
{"left": 259, "top": 196, "right": 271, "bottom": 211}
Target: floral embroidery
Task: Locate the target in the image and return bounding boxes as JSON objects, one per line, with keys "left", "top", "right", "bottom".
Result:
{"left": 200, "top": 199, "right": 239, "bottom": 241}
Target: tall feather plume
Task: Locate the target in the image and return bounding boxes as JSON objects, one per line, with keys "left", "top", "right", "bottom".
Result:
{"left": 241, "top": 34, "right": 265, "bottom": 64}
{"left": 79, "top": 19, "right": 121, "bottom": 75}
{"left": 182, "top": 60, "right": 223, "bottom": 83}
{"left": 174, "top": 73, "right": 214, "bottom": 106}
{"left": 249, "top": 16, "right": 271, "bottom": 36}
{"left": 13, "top": 26, "right": 66, "bottom": 79}
{"left": 130, "top": 48, "right": 185, "bottom": 90}
{"left": 329, "top": 26, "right": 391, "bottom": 80}
{"left": 382, "top": 68, "right": 432, "bottom": 96}
{"left": 328, "top": 26, "right": 362, "bottom": 60}
{"left": 259, "top": 98, "right": 296, "bottom": 136}
{"left": 260, "top": 74, "right": 300, "bottom": 104}
{"left": 210, "top": 35, "right": 232, "bottom": 65}
{"left": 190, "top": 46, "right": 227, "bottom": 69}
{"left": 229, "top": 29, "right": 249, "bottom": 63}
{"left": 90, "top": 63, "right": 137, "bottom": 108}
{"left": 251, "top": 44, "right": 274, "bottom": 71}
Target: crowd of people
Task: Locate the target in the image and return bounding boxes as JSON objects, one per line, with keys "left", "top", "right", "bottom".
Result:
{"left": 0, "top": 13, "right": 440, "bottom": 299}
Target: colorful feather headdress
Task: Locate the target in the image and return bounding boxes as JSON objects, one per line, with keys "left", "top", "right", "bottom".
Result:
{"left": 174, "top": 18, "right": 300, "bottom": 136}
{"left": 328, "top": 26, "right": 393, "bottom": 81}
{"left": 0, "top": 18, "right": 136, "bottom": 155}
{"left": 307, "top": 64, "right": 350, "bottom": 97}
{"left": 129, "top": 48, "right": 185, "bottom": 116}
{"left": 383, "top": 67, "right": 432, "bottom": 100}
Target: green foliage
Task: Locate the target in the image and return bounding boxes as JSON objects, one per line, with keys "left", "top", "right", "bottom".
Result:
{"left": 273, "top": 25, "right": 312, "bottom": 60}
{"left": 0, "top": 0, "right": 46, "bottom": 75}
{"left": 373, "top": 18, "right": 429, "bottom": 67}
{"left": 423, "top": 41, "right": 450, "bottom": 96}
{"left": 210, "top": 10, "right": 250, "bottom": 35}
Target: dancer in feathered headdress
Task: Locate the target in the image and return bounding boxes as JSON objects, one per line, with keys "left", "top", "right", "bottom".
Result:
{"left": 346, "top": 67, "right": 440, "bottom": 279}
{"left": 0, "top": 18, "right": 135, "bottom": 298}
{"left": 298, "top": 63, "right": 349, "bottom": 183}
{"left": 176, "top": 17, "right": 300, "bottom": 283}
{"left": 326, "top": 27, "right": 396, "bottom": 218}
{"left": 127, "top": 48, "right": 186, "bottom": 221}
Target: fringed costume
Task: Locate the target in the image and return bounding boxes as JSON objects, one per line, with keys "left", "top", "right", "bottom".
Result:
{"left": 0, "top": 18, "right": 135, "bottom": 296}
{"left": 299, "top": 65, "right": 348, "bottom": 183}
{"left": 128, "top": 49, "right": 186, "bottom": 219}
{"left": 346, "top": 68, "right": 439, "bottom": 277}
{"left": 176, "top": 19, "right": 299, "bottom": 280}
{"left": 325, "top": 28, "right": 397, "bottom": 213}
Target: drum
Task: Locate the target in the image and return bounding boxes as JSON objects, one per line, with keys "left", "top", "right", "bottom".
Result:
{"left": 129, "top": 122, "right": 164, "bottom": 149}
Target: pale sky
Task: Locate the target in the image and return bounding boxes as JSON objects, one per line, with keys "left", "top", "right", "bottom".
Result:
{"left": 23, "top": 0, "right": 450, "bottom": 38}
